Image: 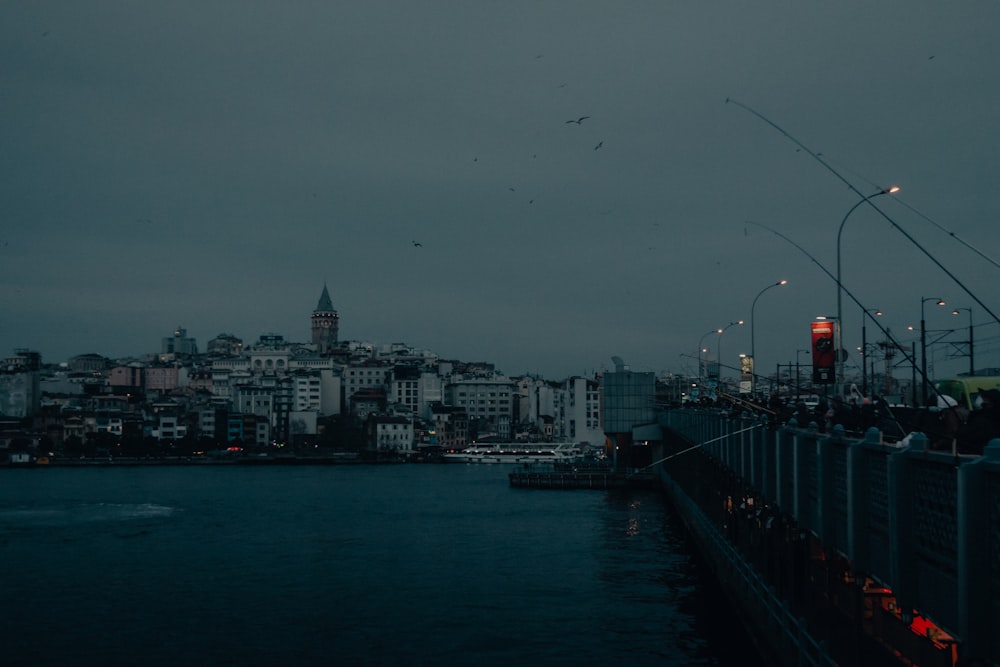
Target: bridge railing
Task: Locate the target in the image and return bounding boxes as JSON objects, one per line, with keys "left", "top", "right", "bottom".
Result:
{"left": 662, "top": 409, "right": 1000, "bottom": 665}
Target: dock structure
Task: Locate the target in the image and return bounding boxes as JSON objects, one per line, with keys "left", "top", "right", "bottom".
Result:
{"left": 508, "top": 463, "right": 657, "bottom": 489}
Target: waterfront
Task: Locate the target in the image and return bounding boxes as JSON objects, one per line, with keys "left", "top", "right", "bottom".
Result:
{"left": 0, "top": 464, "right": 762, "bottom": 666}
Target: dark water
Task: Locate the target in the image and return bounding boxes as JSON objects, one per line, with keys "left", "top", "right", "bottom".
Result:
{"left": 0, "top": 464, "right": 762, "bottom": 666}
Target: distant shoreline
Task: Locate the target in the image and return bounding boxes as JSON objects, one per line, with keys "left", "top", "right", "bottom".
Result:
{"left": 0, "top": 455, "right": 403, "bottom": 468}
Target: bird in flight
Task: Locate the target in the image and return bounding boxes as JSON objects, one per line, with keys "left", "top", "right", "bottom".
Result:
{"left": 565, "top": 116, "right": 590, "bottom": 125}
{"left": 412, "top": 241, "right": 423, "bottom": 247}
{"left": 594, "top": 141, "right": 603, "bottom": 151}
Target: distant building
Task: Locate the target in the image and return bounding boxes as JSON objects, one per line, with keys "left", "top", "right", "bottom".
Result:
{"left": 444, "top": 375, "right": 515, "bottom": 432}
{"left": 206, "top": 333, "right": 244, "bottom": 357}
{"left": 350, "top": 388, "right": 386, "bottom": 420}
{"left": 145, "top": 365, "right": 183, "bottom": 395}
{"left": 0, "top": 350, "right": 42, "bottom": 417}
{"left": 344, "top": 363, "right": 391, "bottom": 407}
{"left": 311, "top": 284, "right": 339, "bottom": 355}
{"left": 367, "top": 414, "right": 414, "bottom": 453}
{"left": 162, "top": 326, "right": 198, "bottom": 357}
{"left": 68, "top": 353, "right": 109, "bottom": 374}
{"left": 429, "top": 403, "right": 469, "bottom": 450}
{"left": 601, "top": 357, "right": 657, "bottom": 469}
{"left": 108, "top": 364, "right": 144, "bottom": 390}
{"left": 389, "top": 365, "right": 443, "bottom": 418}
{"left": 3, "top": 350, "right": 42, "bottom": 371}
{"left": 557, "top": 376, "right": 603, "bottom": 445}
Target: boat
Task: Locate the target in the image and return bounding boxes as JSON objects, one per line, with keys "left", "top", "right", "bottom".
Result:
{"left": 441, "top": 442, "right": 584, "bottom": 464}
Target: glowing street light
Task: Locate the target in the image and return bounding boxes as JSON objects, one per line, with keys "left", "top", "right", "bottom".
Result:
{"left": 952, "top": 307, "right": 974, "bottom": 376}
{"left": 921, "top": 297, "right": 946, "bottom": 405}
{"left": 861, "top": 307, "right": 883, "bottom": 397}
{"left": 717, "top": 320, "right": 744, "bottom": 381}
{"left": 750, "top": 279, "right": 788, "bottom": 396}
{"left": 835, "top": 186, "right": 900, "bottom": 390}
{"left": 698, "top": 328, "right": 721, "bottom": 381}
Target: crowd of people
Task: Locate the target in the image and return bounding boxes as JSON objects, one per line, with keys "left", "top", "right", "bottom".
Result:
{"left": 758, "top": 389, "right": 1000, "bottom": 456}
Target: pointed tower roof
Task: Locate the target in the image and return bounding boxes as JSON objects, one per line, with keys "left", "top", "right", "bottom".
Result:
{"left": 315, "top": 284, "right": 335, "bottom": 313}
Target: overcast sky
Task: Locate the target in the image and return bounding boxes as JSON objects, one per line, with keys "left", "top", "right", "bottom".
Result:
{"left": 3, "top": 2, "right": 999, "bottom": 382}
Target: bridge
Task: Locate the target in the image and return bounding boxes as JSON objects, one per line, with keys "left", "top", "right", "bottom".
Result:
{"left": 657, "top": 408, "right": 999, "bottom": 667}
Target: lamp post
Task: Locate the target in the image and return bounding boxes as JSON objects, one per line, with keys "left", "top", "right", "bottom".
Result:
{"left": 750, "top": 279, "right": 788, "bottom": 396}
{"left": 717, "top": 320, "right": 744, "bottom": 383}
{"left": 698, "top": 328, "right": 721, "bottom": 382}
{"left": 920, "top": 297, "right": 946, "bottom": 405}
{"left": 952, "top": 307, "right": 974, "bottom": 376}
{"left": 861, "top": 307, "right": 883, "bottom": 397}
{"left": 835, "top": 186, "right": 900, "bottom": 389}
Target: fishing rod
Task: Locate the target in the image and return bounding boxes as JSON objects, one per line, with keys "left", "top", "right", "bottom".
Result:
{"left": 742, "top": 220, "right": 951, "bottom": 438}
{"left": 639, "top": 423, "right": 765, "bottom": 470}
{"left": 727, "top": 97, "right": 1000, "bottom": 329}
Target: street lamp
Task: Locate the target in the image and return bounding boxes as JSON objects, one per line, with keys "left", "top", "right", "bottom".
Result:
{"left": 921, "top": 297, "right": 946, "bottom": 405}
{"left": 952, "top": 307, "right": 974, "bottom": 376}
{"left": 835, "top": 186, "right": 900, "bottom": 388}
{"left": 717, "top": 320, "right": 744, "bottom": 382}
{"left": 750, "top": 279, "right": 788, "bottom": 396}
{"left": 698, "top": 328, "right": 721, "bottom": 381}
{"left": 861, "top": 307, "right": 883, "bottom": 397}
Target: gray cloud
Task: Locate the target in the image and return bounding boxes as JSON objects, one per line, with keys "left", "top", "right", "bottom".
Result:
{"left": 2, "top": 2, "right": 999, "bottom": 380}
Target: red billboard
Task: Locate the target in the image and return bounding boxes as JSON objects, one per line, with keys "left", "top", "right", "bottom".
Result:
{"left": 811, "top": 321, "right": 836, "bottom": 384}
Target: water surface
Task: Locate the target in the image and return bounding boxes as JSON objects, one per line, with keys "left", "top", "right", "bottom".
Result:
{"left": 0, "top": 464, "right": 760, "bottom": 666}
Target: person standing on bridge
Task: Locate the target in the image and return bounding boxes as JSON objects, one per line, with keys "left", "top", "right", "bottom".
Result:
{"left": 957, "top": 389, "right": 1000, "bottom": 455}
{"left": 929, "top": 394, "right": 969, "bottom": 453}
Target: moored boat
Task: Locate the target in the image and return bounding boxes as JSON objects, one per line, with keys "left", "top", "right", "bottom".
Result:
{"left": 442, "top": 442, "right": 584, "bottom": 464}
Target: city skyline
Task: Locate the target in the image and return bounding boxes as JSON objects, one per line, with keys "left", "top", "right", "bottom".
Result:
{"left": 3, "top": 3, "right": 999, "bottom": 381}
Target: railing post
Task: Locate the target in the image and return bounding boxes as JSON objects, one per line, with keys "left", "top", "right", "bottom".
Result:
{"left": 846, "top": 427, "right": 881, "bottom": 572}
{"left": 816, "top": 425, "right": 842, "bottom": 545}
{"left": 957, "top": 438, "right": 1000, "bottom": 663}
{"left": 793, "top": 422, "right": 818, "bottom": 524}
{"left": 775, "top": 422, "right": 792, "bottom": 512}
{"left": 888, "top": 432, "right": 928, "bottom": 617}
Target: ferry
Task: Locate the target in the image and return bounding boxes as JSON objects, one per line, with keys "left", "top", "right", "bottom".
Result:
{"left": 442, "top": 442, "right": 584, "bottom": 464}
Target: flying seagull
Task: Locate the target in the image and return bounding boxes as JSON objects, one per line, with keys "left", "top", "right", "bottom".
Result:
{"left": 412, "top": 241, "right": 422, "bottom": 247}
{"left": 594, "top": 141, "right": 603, "bottom": 151}
{"left": 565, "top": 116, "right": 590, "bottom": 125}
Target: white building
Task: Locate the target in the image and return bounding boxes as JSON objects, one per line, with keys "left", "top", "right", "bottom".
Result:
{"left": 371, "top": 415, "right": 414, "bottom": 453}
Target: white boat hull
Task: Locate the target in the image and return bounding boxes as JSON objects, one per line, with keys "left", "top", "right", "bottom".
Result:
{"left": 442, "top": 443, "right": 583, "bottom": 464}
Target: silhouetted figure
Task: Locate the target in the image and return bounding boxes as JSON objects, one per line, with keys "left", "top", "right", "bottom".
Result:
{"left": 928, "top": 394, "right": 969, "bottom": 452}
{"left": 957, "top": 389, "right": 1000, "bottom": 455}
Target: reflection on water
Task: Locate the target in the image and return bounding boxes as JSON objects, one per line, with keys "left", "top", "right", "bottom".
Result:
{"left": 0, "top": 465, "right": 761, "bottom": 666}
{"left": 0, "top": 502, "right": 176, "bottom": 526}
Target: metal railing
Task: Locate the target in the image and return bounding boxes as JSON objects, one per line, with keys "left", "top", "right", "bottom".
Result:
{"left": 662, "top": 409, "right": 1000, "bottom": 666}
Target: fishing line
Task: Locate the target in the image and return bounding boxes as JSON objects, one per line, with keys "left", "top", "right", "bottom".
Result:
{"left": 641, "top": 423, "right": 764, "bottom": 469}
{"left": 726, "top": 97, "right": 1000, "bottom": 327}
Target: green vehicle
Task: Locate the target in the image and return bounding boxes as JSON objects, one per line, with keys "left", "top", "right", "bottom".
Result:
{"left": 934, "top": 376, "right": 1000, "bottom": 410}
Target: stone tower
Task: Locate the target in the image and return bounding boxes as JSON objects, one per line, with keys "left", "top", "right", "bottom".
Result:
{"left": 311, "top": 284, "right": 339, "bottom": 354}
